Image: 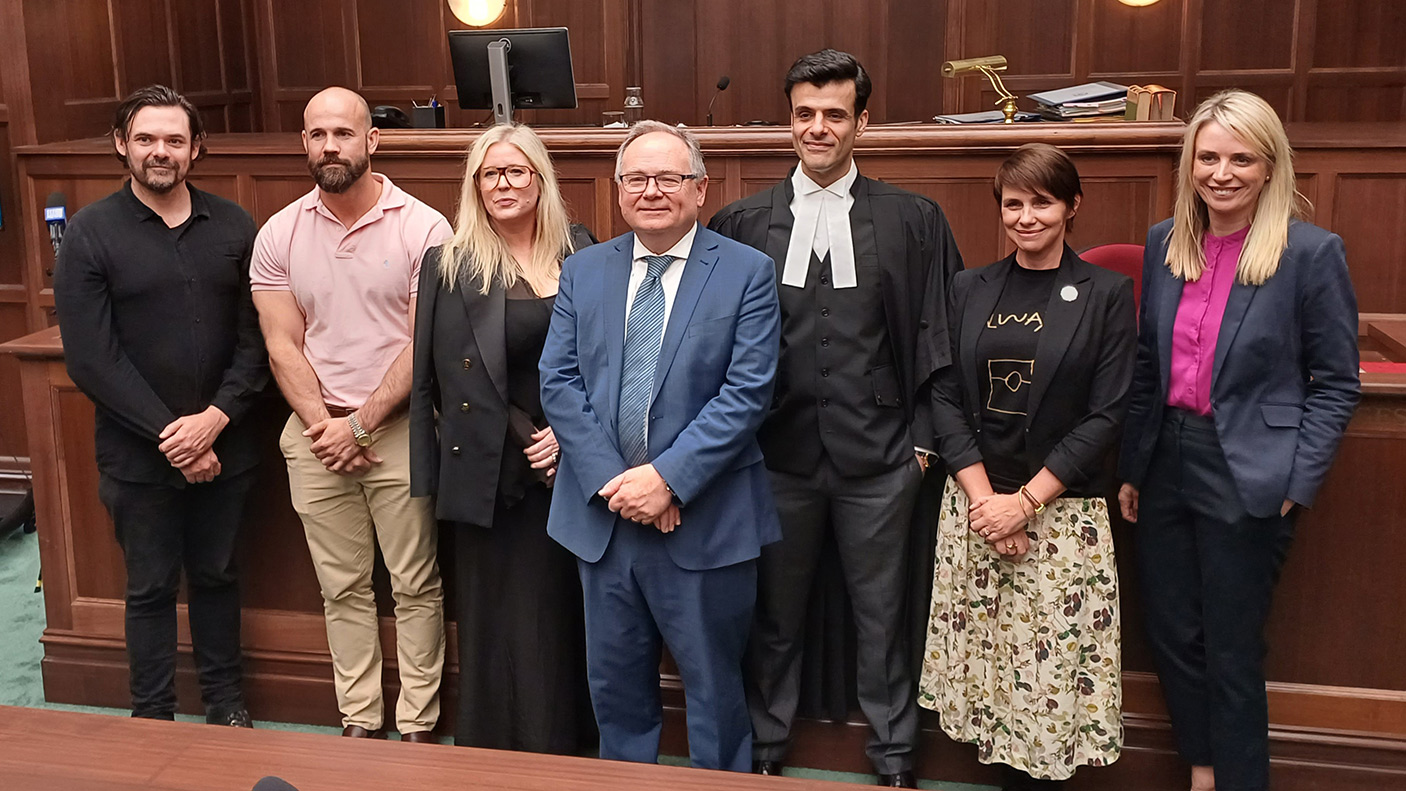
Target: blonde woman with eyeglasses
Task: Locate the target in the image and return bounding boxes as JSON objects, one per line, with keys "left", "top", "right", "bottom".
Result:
{"left": 409, "top": 123, "right": 597, "bottom": 753}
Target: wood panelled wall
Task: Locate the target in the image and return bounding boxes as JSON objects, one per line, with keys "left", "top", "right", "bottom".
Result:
{"left": 251, "top": 0, "right": 630, "bottom": 130}
{"left": 947, "top": 0, "right": 1406, "bottom": 123}
{"left": 0, "top": 0, "right": 258, "bottom": 479}
{"left": 0, "top": 0, "right": 1401, "bottom": 473}
{"left": 0, "top": 11, "right": 29, "bottom": 487}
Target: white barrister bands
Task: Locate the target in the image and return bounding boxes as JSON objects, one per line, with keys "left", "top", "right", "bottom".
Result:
{"left": 783, "top": 162, "right": 859, "bottom": 290}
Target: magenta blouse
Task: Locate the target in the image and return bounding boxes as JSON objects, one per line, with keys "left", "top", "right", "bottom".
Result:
{"left": 1166, "top": 226, "right": 1248, "bottom": 415}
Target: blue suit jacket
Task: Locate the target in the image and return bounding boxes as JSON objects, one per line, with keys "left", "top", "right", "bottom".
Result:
{"left": 540, "top": 225, "right": 783, "bottom": 571}
{"left": 1119, "top": 218, "right": 1361, "bottom": 517}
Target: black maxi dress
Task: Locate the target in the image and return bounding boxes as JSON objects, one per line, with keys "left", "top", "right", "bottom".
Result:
{"left": 453, "top": 280, "right": 597, "bottom": 753}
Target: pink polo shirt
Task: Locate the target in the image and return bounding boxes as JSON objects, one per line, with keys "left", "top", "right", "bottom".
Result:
{"left": 251, "top": 174, "right": 451, "bottom": 409}
{"left": 1166, "top": 226, "right": 1248, "bottom": 415}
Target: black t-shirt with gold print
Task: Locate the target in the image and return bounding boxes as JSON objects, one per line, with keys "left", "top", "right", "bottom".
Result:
{"left": 976, "top": 264, "right": 1058, "bottom": 492}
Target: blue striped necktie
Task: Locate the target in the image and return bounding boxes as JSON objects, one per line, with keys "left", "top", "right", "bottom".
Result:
{"left": 618, "top": 254, "right": 673, "bottom": 466}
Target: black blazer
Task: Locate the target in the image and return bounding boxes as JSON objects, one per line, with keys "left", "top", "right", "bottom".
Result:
{"left": 932, "top": 246, "right": 1137, "bottom": 497}
{"left": 1118, "top": 219, "right": 1360, "bottom": 517}
{"left": 409, "top": 223, "right": 596, "bottom": 526}
{"left": 708, "top": 169, "right": 964, "bottom": 451}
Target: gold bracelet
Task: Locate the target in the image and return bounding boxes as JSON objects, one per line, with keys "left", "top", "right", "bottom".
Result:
{"left": 1019, "top": 485, "right": 1045, "bottom": 515}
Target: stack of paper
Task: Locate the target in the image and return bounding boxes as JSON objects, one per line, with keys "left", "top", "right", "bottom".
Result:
{"left": 1029, "top": 82, "right": 1128, "bottom": 120}
{"left": 933, "top": 110, "right": 1041, "bottom": 124}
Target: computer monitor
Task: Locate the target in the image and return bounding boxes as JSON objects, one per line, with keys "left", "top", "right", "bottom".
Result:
{"left": 448, "top": 27, "right": 577, "bottom": 126}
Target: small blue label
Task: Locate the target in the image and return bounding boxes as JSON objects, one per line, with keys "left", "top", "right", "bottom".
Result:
{"left": 45, "top": 206, "right": 66, "bottom": 222}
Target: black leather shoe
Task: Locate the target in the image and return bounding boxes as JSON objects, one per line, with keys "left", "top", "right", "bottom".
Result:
{"left": 342, "top": 724, "right": 386, "bottom": 739}
{"left": 401, "top": 731, "right": 438, "bottom": 744}
{"left": 753, "top": 760, "right": 784, "bottom": 776}
{"left": 877, "top": 770, "right": 917, "bottom": 788}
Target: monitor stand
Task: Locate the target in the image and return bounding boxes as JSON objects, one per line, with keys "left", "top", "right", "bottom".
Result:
{"left": 487, "top": 39, "right": 513, "bottom": 126}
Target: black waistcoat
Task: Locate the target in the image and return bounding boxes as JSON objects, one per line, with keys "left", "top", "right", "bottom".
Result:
{"left": 760, "top": 198, "right": 910, "bottom": 478}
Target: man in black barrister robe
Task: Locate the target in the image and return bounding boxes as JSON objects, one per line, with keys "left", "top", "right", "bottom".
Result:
{"left": 708, "top": 50, "right": 963, "bottom": 788}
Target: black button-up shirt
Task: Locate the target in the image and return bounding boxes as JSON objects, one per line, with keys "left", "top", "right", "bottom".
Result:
{"left": 53, "top": 181, "right": 269, "bottom": 486}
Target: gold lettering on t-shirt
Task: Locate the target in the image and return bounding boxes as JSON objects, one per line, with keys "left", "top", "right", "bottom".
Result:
{"left": 986, "top": 312, "right": 1043, "bottom": 332}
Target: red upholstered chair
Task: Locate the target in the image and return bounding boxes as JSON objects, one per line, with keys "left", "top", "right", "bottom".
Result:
{"left": 1079, "top": 243, "right": 1145, "bottom": 308}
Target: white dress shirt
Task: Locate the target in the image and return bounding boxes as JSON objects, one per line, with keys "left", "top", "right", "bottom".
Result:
{"left": 625, "top": 222, "right": 696, "bottom": 336}
{"left": 783, "top": 161, "right": 858, "bottom": 289}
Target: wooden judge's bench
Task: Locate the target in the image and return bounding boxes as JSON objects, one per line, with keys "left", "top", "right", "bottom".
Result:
{"left": 4, "top": 123, "right": 1406, "bottom": 790}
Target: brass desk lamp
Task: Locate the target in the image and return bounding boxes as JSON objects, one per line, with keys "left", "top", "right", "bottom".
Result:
{"left": 942, "top": 55, "right": 1020, "bottom": 123}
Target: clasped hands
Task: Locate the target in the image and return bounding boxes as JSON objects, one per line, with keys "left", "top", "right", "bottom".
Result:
{"left": 599, "top": 463, "right": 680, "bottom": 534}
{"left": 303, "top": 415, "right": 382, "bottom": 476}
{"left": 158, "top": 406, "right": 228, "bottom": 484}
{"left": 968, "top": 492, "right": 1032, "bottom": 558}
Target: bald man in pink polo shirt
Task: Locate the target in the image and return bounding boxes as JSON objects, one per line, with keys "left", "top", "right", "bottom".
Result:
{"left": 251, "top": 87, "right": 450, "bottom": 743}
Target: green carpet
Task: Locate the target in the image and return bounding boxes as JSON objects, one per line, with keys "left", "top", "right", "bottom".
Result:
{"left": 0, "top": 527, "right": 993, "bottom": 789}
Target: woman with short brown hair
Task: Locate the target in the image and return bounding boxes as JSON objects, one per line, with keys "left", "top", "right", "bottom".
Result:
{"left": 919, "top": 143, "right": 1135, "bottom": 789}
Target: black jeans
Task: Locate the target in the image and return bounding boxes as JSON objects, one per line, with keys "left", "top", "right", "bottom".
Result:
{"left": 98, "top": 469, "right": 255, "bottom": 719}
{"left": 1135, "top": 410, "right": 1297, "bottom": 791}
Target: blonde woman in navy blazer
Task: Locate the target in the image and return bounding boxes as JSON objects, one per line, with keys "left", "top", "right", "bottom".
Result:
{"left": 1118, "top": 90, "right": 1360, "bottom": 791}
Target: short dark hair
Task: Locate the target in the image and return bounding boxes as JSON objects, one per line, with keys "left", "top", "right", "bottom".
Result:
{"left": 784, "top": 49, "right": 872, "bottom": 114}
{"left": 111, "top": 84, "right": 206, "bottom": 164}
{"left": 993, "top": 143, "right": 1082, "bottom": 230}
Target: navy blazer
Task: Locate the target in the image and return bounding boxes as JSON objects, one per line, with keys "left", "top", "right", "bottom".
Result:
{"left": 539, "top": 225, "right": 783, "bottom": 571}
{"left": 1119, "top": 218, "right": 1361, "bottom": 517}
{"left": 932, "top": 246, "right": 1137, "bottom": 497}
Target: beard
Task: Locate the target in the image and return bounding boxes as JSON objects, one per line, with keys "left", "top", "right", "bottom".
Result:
{"left": 310, "top": 152, "right": 369, "bottom": 194}
{"left": 130, "top": 154, "right": 185, "bottom": 194}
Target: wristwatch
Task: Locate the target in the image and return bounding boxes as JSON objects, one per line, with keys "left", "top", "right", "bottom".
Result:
{"left": 347, "top": 413, "right": 373, "bottom": 448}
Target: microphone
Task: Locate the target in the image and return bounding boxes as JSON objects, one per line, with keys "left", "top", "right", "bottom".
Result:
{"left": 44, "top": 192, "right": 67, "bottom": 257}
{"left": 251, "top": 778, "right": 301, "bottom": 791}
{"left": 706, "top": 75, "right": 731, "bottom": 126}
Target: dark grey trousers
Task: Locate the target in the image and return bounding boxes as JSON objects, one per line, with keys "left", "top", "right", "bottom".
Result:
{"left": 746, "top": 454, "right": 923, "bottom": 774}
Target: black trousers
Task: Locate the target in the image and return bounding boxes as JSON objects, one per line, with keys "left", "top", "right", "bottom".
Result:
{"left": 1135, "top": 410, "right": 1296, "bottom": 791}
{"left": 746, "top": 454, "right": 923, "bottom": 774}
{"left": 98, "top": 469, "right": 255, "bottom": 720}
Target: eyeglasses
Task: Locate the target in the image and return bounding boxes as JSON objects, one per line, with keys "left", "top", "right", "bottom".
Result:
{"left": 477, "top": 166, "right": 535, "bottom": 189}
{"left": 617, "top": 173, "right": 699, "bottom": 194}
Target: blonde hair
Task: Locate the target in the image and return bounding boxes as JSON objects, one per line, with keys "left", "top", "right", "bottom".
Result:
{"left": 1164, "top": 90, "right": 1309, "bottom": 286}
{"left": 439, "top": 124, "right": 577, "bottom": 294}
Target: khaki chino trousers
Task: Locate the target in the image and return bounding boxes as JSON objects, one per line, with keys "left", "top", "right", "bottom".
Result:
{"left": 281, "top": 412, "right": 444, "bottom": 733}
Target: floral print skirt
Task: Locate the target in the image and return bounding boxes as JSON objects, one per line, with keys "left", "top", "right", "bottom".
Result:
{"left": 918, "top": 477, "right": 1123, "bottom": 780}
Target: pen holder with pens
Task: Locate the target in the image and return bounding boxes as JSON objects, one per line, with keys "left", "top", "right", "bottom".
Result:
{"left": 413, "top": 102, "right": 446, "bottom": 129}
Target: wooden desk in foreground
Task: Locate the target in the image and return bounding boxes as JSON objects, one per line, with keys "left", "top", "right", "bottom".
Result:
{"left": 0, "top": 705, "right": 843, "bottom": 791}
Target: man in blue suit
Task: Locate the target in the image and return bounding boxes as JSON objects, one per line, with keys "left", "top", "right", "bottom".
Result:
{"left": 540, "top": 121, "right": 782, "bottom": 772}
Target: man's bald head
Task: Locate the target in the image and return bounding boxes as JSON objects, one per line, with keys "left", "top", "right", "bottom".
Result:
{"left": 303, "top": 87, "right": 372, "bottom": 133}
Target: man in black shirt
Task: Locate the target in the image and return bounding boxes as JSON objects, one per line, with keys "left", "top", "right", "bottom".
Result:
{"left": 53, "top": 85, "right": 267, "bottom": 725}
